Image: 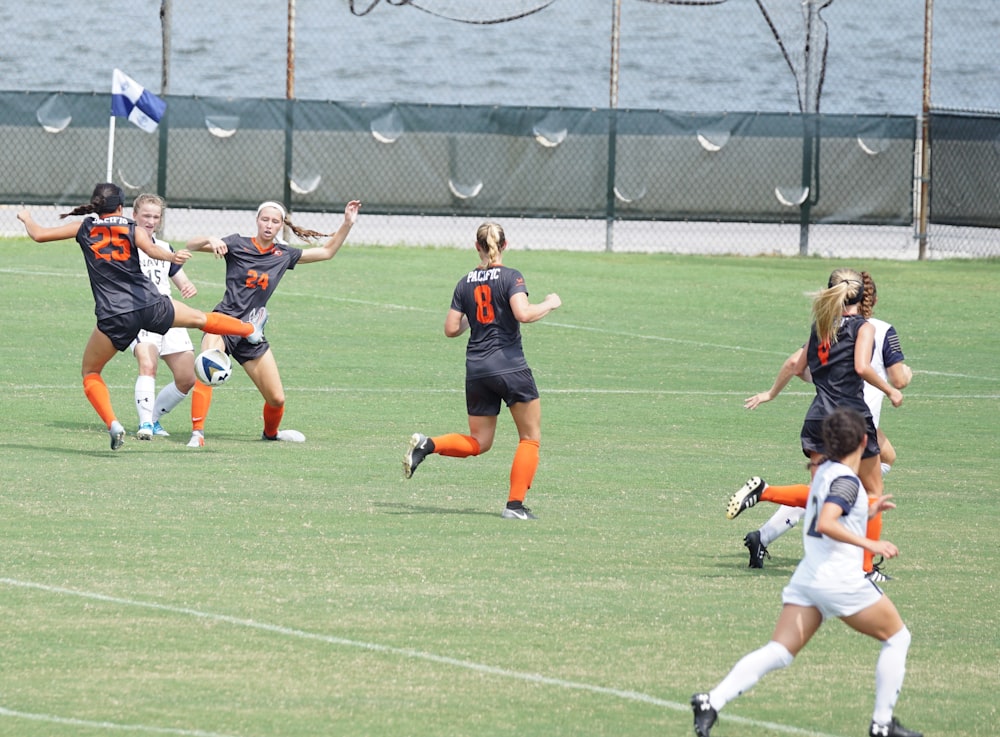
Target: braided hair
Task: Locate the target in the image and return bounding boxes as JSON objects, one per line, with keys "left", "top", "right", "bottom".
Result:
{"left": 475, "top": 222, "right": 505, "bottom": 267}
{"left": 60, "top": 182, "right": 125, "bottom": 219}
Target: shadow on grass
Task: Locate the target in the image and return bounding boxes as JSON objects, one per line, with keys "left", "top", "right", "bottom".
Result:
{"left": 373, "top": 501, "right": 498, "bottom": 518}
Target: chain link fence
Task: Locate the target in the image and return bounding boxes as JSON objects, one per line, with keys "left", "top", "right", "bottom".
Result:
{"left": 2, "top": 0, "right": 997, "bottom": 259}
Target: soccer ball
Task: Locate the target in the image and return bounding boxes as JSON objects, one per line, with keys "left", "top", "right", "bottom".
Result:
{"left": 194, "top": 348, "right": 232, "bottom": 386}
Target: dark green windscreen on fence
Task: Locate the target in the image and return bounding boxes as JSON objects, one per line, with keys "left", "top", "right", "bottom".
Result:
{"left": 929, "top": 113, "right": 1000, "bottom": 229}
{"left": 0, "top": 91, "right": 923, "bottom": 225}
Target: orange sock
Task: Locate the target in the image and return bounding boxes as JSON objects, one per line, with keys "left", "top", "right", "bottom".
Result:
{"left": 82, "top": 372, "right": 116, "bottom": 427}
{"left": 864, "top": 508, "right": 883, "bottom": 573}
{"left": 203, "top": 312, "right": 252, "bottom": 338}
{"left": 761, "top": 483, "right": 810, "bottom": 508}
{"left": 262, "top": 403, "right": 284, "bottom": 438}
{"left": 431, "top": 433, "right": 481, "bottom": 458}
{"left": 508, "top": 439, "right": 540, "bottom": 505}
{"left": 190, "top": 380, "right": 214, "bottom": 432}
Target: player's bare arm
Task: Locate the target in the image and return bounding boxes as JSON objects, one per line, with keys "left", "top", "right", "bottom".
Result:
{"left": 298, "top": 200, "right": 361, "bottom": 264}
{"left": 16, "top": 211, "right": 79, "bottom": 243}
{"left": 509, "top": 292, "right": 561, "bottom": 323}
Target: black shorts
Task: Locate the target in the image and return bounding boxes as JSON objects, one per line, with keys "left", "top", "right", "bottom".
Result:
{"left": 801, "top": 417, "right": 880, "bottom": 460}
{"left": 465, "top": 368, "right": 539, "bottom": 417}
{"left": 222, "top": 332, "right": 270, "bottom": 365}
{"left": 98, "top": 297, "right": 175, "bottom": 352}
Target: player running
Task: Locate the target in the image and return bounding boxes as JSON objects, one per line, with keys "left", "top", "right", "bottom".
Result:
{"left": 402, "top": 221, "right": 561, "bottom": 519}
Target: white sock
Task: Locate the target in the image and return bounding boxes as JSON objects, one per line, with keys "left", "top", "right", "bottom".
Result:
{"left": 759, "top": 505, "right": 806, "bottom": 547}
{"left": 872, "top": 626, "right": 910, "bottom": 726}
{"left": 135, "top": 375, "right": 155, "bottom": 425}
{"left": 881, "top": 462, "right": 892, "bottom": 478}
{"left": 152, "top": 382, "right": 189, "bottom": 422}
{"left": 709, "top": 640, "right": 794, "bottom": 711}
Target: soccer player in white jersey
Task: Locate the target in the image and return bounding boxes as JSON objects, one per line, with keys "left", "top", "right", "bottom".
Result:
{"left": 692, "top": 407, "right": 922, "bottom": 737}
{"left": 731, "top": 272, "right": 912, "bottom": 579}
{"left": 129, "top": 194, "right": 198, "bottom": 440}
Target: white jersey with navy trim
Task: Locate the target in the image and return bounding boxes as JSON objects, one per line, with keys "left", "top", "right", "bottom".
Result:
{"left": 789, "top": 459, "right": 869, "bottom": 588}
{"left": 137, "top": 237, "right": 179, "bottom": 297}
{"left": 863, "top": 317, "right": 906, "bottom": 428}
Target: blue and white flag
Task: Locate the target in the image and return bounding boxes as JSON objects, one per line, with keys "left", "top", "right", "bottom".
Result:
{"left": 110, "top": 68, "right": 166, "bottom": 133}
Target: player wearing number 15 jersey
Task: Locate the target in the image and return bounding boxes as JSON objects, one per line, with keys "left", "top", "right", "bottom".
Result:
{"left": 183, "top": 198, "right": 361, "bottom": 448}
{"left": 16, "top": 182, "right": 264, "bottom": 450}
{"left": 402, "top": 222, "right": 562, "bottom": 519}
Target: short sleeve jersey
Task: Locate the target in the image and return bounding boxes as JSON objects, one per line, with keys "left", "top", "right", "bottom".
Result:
{"left": 451, "top": 265, "right": 530, "bottom": 378}
{"left": 792, "top": 459, "right": 868, "bottom": 584}
{"left": 138, "top": 237, "right": 182, "bottom": 297}
{"left": 75, "top": 215, "right": 163, "bottom": 320}
{"left": 212, "top": 235, "right": 303, "bottom": 319}
{"left": 862, "top": 317, "right": 906, "bottom": 427}
{"left": 805, "top": 314, "right": 871, "bottom": 422}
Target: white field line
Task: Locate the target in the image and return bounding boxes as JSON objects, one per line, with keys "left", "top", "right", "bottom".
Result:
{"left": 2, "top": 267, "right": 997, "bottom": 384}
{"left": 0, "top": 706, "right": 239, "bottom": 737}
{"left": 1, "top": 578, "right": 848, "bottom": 737}
{"left": 5, "top": 385, "right": 999, "bottom": 401}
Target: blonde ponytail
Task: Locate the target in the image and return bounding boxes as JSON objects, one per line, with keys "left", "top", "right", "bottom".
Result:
{"left": 812, "top": 268, "right": 863, "bottom": 343}
{"left": 475, "top": 222, "right": 505, "bottom": 266}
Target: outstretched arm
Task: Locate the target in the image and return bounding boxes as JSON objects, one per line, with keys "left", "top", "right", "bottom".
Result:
{"left": 745, "top": 346, "right": 808, "bottom": 409}
{"left": 185, "top": 235, "right": 229, "bottom": 258}
{"left": 298, "top": 200, "right": 361, "bottom": 264}
{"left": 136, "top": 227, "right": 189, "bottom": 266}
{"left": 17, "top": 210, "right": 80, "bottom": 243}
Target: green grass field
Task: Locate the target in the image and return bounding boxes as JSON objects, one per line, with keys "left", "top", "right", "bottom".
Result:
{"left": 1, "top": 237, "right": 998, "bottom": 737}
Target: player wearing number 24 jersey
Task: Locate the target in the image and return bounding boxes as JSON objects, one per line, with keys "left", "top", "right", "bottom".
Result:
{"left": 184, "top": 198, "right": 361, "bottom": 447}
{"left": 402, "top": 222, "right": 561, "bottom": 520}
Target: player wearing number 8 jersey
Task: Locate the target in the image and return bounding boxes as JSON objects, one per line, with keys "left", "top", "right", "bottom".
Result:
{"left": 16, "top": 182, "right": 265, "bottom": 450}
{"left": 402, "top": 222, "right": 562, "bottom": 519}
{"left": 183, "top": 198, "right": 361, "bottom": 447}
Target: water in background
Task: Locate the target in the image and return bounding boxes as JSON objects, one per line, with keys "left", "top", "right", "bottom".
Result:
{"left": 3, "top": 0, "right": 997, "bottom": 114}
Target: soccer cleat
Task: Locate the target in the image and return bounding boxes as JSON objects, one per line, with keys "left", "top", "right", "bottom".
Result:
{"left": 501, "top": 506, "right": 537, "bottom": 520}
{"left": 246, "top": 307, "right": 268, "bottom": 345}
{"left": 727, "top": 476, "right": 765, "bottom": 519}
{"left": 187, "top": 431, "right": 205, "bottom": 448}
{"left": 151, "top": 421, "right": 170, "bottom": 437}
{"left": 865, "top": 556, "right": 893, "bottom": 583}
{"left": 109, "top": 420, "right": 126, "bottom": 450}
{"left": 403, "top": 433, "right": 433, "bottom": 479}
{"left": 136, "top": 422, "right": 154, "bottom": 440}
{"left": 262, "top": 429, "right": 306, "bottom": 442}
{"left": 744, "top": 530, "right": 771, "bottom": 569}
{"left": 869, "top": 717, "right": 923, "bottom": 737}
{"left": 691, "top": 693, "right": 717, "bottom": 737}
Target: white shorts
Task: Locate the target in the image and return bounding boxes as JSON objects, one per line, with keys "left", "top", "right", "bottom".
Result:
{"left": 782, "top": 574, "right": 883, "bottom": 619}
{"left": 130, "top": 326, "right": 193, "bottom": 357}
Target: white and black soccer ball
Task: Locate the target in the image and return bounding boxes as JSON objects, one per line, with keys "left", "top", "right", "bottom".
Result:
{"left": 194, "top": 348, "right": 233, "bottom": 386}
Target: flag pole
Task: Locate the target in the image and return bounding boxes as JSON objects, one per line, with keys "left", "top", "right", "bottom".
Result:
{"left": 106, "top": 115, "right": 116, "bottom": 182}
